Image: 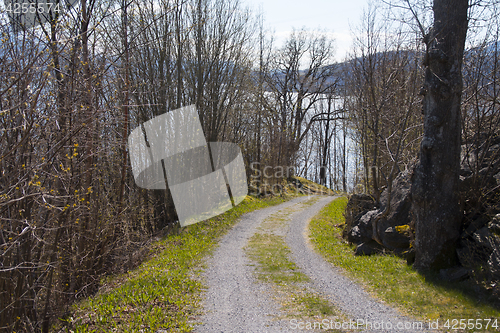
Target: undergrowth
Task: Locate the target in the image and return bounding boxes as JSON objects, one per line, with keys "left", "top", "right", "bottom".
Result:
{"left": 56, "top": 194, "right": 293, "bottom": 333}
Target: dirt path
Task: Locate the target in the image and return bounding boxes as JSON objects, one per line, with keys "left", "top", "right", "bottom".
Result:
{"left": 196, "top": 196, "right": 428, "bottom": 332}
{"left": 286, "top": 196, "right": 426, "bottom": 332}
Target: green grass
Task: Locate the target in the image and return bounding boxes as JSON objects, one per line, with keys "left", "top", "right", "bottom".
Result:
{"left": 309, "top": 196, "right": 500, "bottom": 332}
{"left": 298, "top": 295, "right": 336, "bottom": 317}
{"left": 246, "top": 232, "right": 310, "bottom": 285}
{"left": 59, "top": 195, "right": 295, "bottom": 333}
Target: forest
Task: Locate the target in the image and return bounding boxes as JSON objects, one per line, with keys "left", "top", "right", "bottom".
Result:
{"left": 1, "top": 0, "right": 499, "bottom": 331}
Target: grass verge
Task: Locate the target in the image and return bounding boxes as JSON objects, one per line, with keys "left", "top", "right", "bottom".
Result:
{"left": 57, "top": 195, "right": 295, "bottom": 333}
{"left": 309, "top": 196, "right": 500, "bottom": 332}
{"left": 245, "top": 202, "right": 345, "bottom": 330}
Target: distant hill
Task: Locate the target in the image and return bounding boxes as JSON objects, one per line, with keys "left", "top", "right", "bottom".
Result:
{"left": 254, "top": 41, "right": 498, "bottom": 95}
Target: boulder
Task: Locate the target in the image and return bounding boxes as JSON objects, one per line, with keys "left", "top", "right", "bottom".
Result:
{"left": 457, "top": 238, "right": 491, "bottom": 267}
{"left": 344, "top": 168, "right": 413, "bottom": 252}
{"left": 347, "top": 209, "right": 377, "bottom": 244}
{"left": 489, "top": 246, "right": 500, "bottom": 280}
{"left": 458, "top": 222, "right": 500, "bottom": 281}
{"left": 487, "top": 233, "right": 500, "bottom": 279}
{"left": 459, "top": 140, "right": 500, "bottom": 218}
{"left": 355, "top": 240, "right": 384, "bottom": 256}
{"left": 472, "top": 227, "right": 495, "bottom": 251}
{"left": 343, "top": 194, "right": 378, "bottom": 239}
{"left": 463, "top": 215, "right": 489, "bottom": 238}
{"left": 439, "top": 266, "right": 471, "bottom": 282}
{"left": 378, "top": 168, "right": 412, "bottom": 221}
{"left": 382, "top": 226, "right": 410, "bottom": 249}
{"left": 489, "top": 214, "right": 500, "bottom": 235}
{"left": 373, "top": 169, "right": 413, "bottom": 250}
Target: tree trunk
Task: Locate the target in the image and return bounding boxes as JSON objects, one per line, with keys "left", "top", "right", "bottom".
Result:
{"left": 320, "top": 95, "right": 332, "bottom": 187}
{"left": 412, "top": 0, "right": 469, "bottom": 271}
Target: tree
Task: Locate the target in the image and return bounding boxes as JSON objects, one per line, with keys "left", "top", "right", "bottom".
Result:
{"left": 266, "top": 29, "right": 338, "bottom": 169}
{"left": 412, "top": 0, "right": 469, "bottom": 270}
{"left": 0, "top": 0, "right": 260, "bottom": 329}
{"left": 346, "top": 4, "right": 423, "bottom": 201}
{"left": 461, "top": 15, "right": 500, "bottom": 224}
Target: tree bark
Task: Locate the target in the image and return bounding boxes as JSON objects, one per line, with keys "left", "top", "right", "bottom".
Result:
{"left": 412, "top": 0, "right": 469, "bottom": 271}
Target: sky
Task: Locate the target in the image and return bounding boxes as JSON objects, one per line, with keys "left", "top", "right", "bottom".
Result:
{"left": 242, "top": 0, "right": 370, "bottom": 62}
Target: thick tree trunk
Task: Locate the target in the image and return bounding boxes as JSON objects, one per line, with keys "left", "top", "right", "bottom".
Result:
{"left": 412, "top": 0, "right": 469, "bottom": 271}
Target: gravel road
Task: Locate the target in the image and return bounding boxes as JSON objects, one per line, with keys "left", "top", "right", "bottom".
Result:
{"left": 196, "top": 196, "right": 430, "bottom": 332}
{"left": 286, "top": 196, "right": 428, "bottom": 333}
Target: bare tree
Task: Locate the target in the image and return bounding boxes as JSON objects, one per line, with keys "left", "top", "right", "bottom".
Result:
{"left": 265, "top": 29, "right": 340, "bottom": 170}
{"left": 346, "top": 4, "right": 423, "bottom": 201}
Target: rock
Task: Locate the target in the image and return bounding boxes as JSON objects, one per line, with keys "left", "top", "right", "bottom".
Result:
{"left": 439, "top": 266, "right": 471, "bottom": 282}
{"left": 347, "top": 209, "right": 377, "bottom": 244}
{"left": 343, "top": 194, "right": 378, "bottom": 240}
{"left": 406, "top": 248, "right": 416, "bottom": 265}
{"left": 349, "top": 226, "right": 362, "bottom": 243}
{"left": 344, "top": 168, "right": 414, "bottom": 253}
{"left": 489, "top": 214, "right": 500, "bottom": 235}
{"left": 460, "top": 143, "right": 475, "bottom": 176}
{"left": 375, "top": 169, "right": 413, "bottom": 250}
{"left": 457, "top": 225, "right": 500, "bottom": 271}
{"left": 459, "top": 174, "right": 477, "bottom": 193}
{"left": 378, "top": 170, "right": 411, "bottom": 212}
{"left": 472, "top": 227, "right": 494, "bottom": 251}
{"left": 484, "top": 233, "right": 500, "bottom": 279}
{"left": 457, "top": 239, "right": 491, "bottom": 267}
{"left": 382, "top": 226, "right": 410, "bottom": 249}
{"left": 463, "top": 215, "right": 490, "bottom": 238}
{"left": 457, "top": 242, "right": 473, "bottom": 268}
{"left": 459, "top": 139, "right": 500, "bottom": 206}
{"left": 355, "top": 240, "right": 384, "bottom": 256}
{"left": 488, "top": 246, "right": 500, "bottom": 280}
